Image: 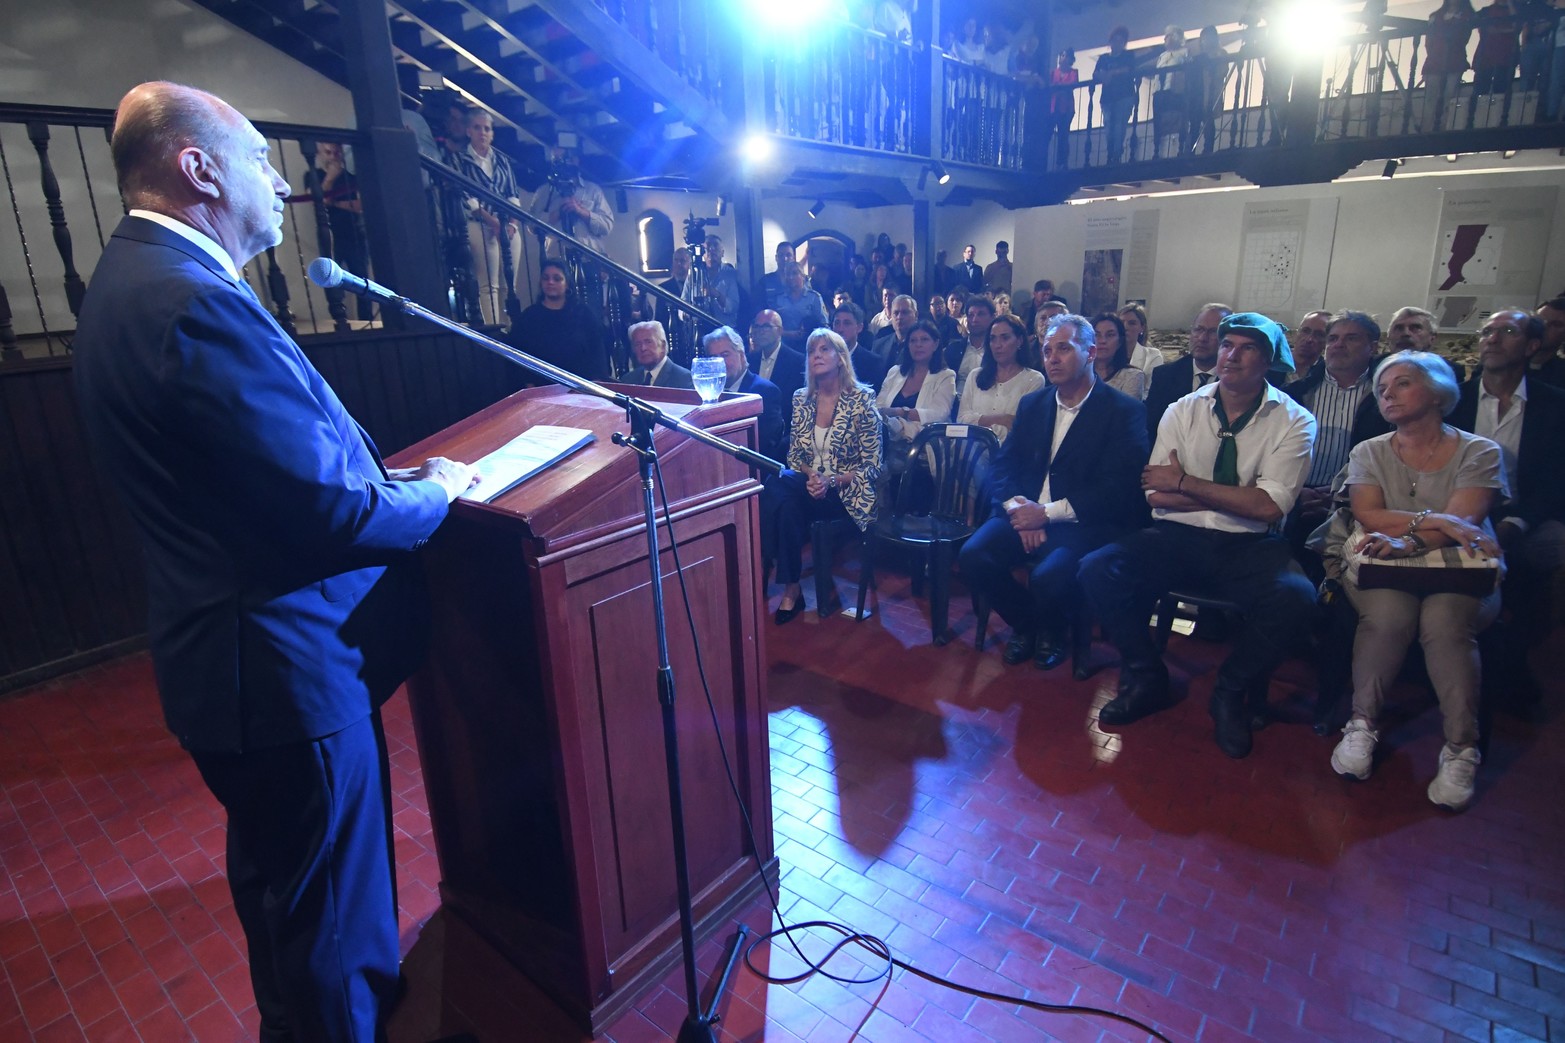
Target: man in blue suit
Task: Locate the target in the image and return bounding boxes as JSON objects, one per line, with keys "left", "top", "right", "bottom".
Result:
{"left": 958, "top": 314, "right": 1148, "bottom": 675}
{"left": 73, "top": 83, "right": 479, "bottom": 1043}
{"left": 701, "top": 326, "right": 784, "bottom": 460}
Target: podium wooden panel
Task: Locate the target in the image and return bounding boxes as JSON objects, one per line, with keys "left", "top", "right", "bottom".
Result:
{"left": 389, "top": 384, "right": 776, "bottom": 1034}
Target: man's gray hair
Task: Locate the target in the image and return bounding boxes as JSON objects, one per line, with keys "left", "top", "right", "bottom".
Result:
{"left": 1373, "top": 350, "right": 1460, "bottom": 417}
{"left": 1196, "top": 302, "right": 1234, "bottom": 319}
{"left": 1330, "top": 310, "right": 1382, "bottom": 343}
{"left": 892, "top": 294, "right": 918, "bottom": 311}
{"left": 1045, "top": 313, "right": 1096, "bottom": 348}
{"left": 1390, "top": 305, "right": 1435, "bottom": 325}
{"left": 627, "top": 320, "right": 668, "bottom": 349}
{"left": 702, "top": 325, "right": 744, "bottom": 352}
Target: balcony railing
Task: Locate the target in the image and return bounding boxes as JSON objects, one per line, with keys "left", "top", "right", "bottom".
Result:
{"left": 763, "top": 24, "right": 916, "bottom": 154}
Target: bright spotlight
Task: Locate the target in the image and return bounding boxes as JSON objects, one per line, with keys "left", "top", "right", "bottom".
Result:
{"left": 742, "top": 133, "right": 775, "bottom": 164}
{"left": 933, "top": 160, "right": 951, "bottom": 185}
{"left": 1274, "top": 2, "right": 1351, "bottom": 53}
{"left": 745, "top": 0, "right": 831, "bottom": 30}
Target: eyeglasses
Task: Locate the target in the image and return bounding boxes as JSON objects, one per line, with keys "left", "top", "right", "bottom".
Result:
{"left": 1481, "top": 324, "right": 1523, "bottom": 338}
{"left": 749, "top": 322, "right": 778, "bottom": 330}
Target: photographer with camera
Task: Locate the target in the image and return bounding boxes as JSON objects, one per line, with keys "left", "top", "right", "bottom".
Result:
{"left": 529, "top": 146, "right": 614, "bottom": 257}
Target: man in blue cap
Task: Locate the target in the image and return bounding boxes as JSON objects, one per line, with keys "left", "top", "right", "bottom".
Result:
{"left": 1080, "top": 312, "right": 1318, "bottom": 758}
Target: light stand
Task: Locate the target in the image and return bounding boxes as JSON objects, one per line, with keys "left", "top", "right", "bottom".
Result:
{"left": 314, "top": 262, "right": 778, "bottom": 1039}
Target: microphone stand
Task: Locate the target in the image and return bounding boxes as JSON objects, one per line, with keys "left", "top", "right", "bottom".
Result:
{"left": 341, "top": 276, "right": 778, "bottom": 1041}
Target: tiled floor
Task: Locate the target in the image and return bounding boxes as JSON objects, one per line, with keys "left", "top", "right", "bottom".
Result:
{"left": 2, "top": 568, "right": 1563, "bottom": 1042}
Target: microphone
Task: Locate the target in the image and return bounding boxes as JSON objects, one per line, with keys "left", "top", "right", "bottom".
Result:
{"left": 306, "top": 257, "right": 402, "bottom": 303}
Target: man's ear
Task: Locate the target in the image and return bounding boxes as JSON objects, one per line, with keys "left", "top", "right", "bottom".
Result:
{"left": 177, "top": 147, "right": 221, "bottom": 201}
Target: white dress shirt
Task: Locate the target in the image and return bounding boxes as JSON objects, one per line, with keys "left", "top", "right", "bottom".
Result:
{"left": 1149, "top": 381, "right": 1317, "bottom": 533}
{"left": 1039, "top": 384, "right": 1095, "bottom": 522}
{"left": 128, "top": 209, "right": 239, "bottom": 280}
{"left": 1475, "top": 376, "right": 1527, "bottom": 485}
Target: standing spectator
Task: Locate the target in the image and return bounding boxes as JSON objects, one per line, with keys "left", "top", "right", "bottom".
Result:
{"left": 699, "top": 234, "right": 742, "bottom": 328}
{"left": 456, "top": 109, "right": 523, "bottom": 326}
{"left": 956, "top": 243, "right": 985, "bottom": 291}
{"left": 1473, "top": 0, "right": 1522, "bottom": 96}
{"left": 305, "top": 142, "right": 371, "bottom": 321}
{"left": 1154, "top": 25, "right": 1191, "bottom": 156}
{"left": 509, "top": 259, "right": 610, "bottom": 380}
{"left": 756, "top": 241, "right": 796, "bottom": 312}
{"left": 1046, "top": 49, "right": 1081, "bottom": 168}
{"left": 529, "top": 147, "right": 614, "bottom": 256}
{"left": 984, "top": 241, "right": 1014, "bottom": 294}
{"left": 954, "top": 16, "right": 986, "bottom": 64}
{"left": 874, "top": 0, "right": 911, "bottom": 42}
{"left": 1422, "top": 1, "right": 1476, "bottom": 132}
{"left": 653, "top": 246, "right": 692, "bottom": 330}
{"left": 1186, "top": 26, "right": 1230, "bottom": 155}
{"left": 773, "top": 260, "right": 828, "bottom": 352}
{"left": 982, "top": 22, "right": 1013, "bottom": 74}
{"left": 1095, "top": 26, "right": 1140, "bottom": 164}
{"left": 1518, "top": 1, "right": 1559, "bottom": 92}
{"left": 932, "top": 249, "right": 956, "bottom": 296}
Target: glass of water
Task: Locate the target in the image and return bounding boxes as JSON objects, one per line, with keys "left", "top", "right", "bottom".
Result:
{"left": 691, "top": 356, "right": 726, "bottom": 404}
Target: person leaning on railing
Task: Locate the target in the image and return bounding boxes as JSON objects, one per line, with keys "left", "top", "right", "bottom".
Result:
{"left": 1094, "top": 26, "right": 1139, "bottom": 165}
{"left": 455, "top": 108, "right": 524, "bottom": 326}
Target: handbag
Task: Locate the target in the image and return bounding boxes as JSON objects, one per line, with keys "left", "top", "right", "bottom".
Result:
{"left": 1341, "top": 521, "right": 1501, "bottom": 597}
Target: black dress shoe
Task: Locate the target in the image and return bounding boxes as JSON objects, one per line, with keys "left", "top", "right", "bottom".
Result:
{"left": 1033, "top": 642, "right": 1067, "bottom": 671}
{"left": 1002, "top": 633, "right": 1038, "bottom": 665}
{"left": 1210, "top": 690, "right": 1253, "bottom": 759}
{"left": 1098, "top": 673, "right": 1172, "bottom": 726}
{"left": 774, "top": 599, "right": 805, "bottom": 625}
{"left": 1072, "top": 663, "right": 1095, "bottom": 682}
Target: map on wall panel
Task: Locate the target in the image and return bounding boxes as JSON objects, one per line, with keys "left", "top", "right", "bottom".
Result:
{"left": 1427, "top": 186, "right": 1557, "bottom": 329}
{"left": 1233, "top": 199, "right": 1338, "bottom": 319}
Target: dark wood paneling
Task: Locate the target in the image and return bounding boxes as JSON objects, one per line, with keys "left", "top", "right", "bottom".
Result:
{"left": 0, "top": 327, "right": 536, "bottom": 692}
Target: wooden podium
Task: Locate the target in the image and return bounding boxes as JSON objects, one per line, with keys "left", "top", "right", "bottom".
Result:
{"left": 390, "top": 384, "right": 777, "bottom": 1034}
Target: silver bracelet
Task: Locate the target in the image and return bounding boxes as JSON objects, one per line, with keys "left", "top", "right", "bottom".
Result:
{"left": 1406, "top": 509, "right": 1431, "bottom": 535}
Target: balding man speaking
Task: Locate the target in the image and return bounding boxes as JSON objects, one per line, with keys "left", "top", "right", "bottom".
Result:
{"left": 73, "top": 83, "right": 478, "bottom": 1042}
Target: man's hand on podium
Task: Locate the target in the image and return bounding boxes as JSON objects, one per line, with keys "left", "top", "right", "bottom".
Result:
{"left": 392, "top": 457, "right": 481, "bottom": 503}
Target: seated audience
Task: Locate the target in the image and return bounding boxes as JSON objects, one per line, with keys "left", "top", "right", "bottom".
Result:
{"left": 878, "top": 320, "right": 957, "bottom": 472}
{"left": 702, "top": 326, "right": 784, "bottom": 460}
{"left": 1283, "top": 311, "right": 1382, "bottom": 576}
{"left": 1328, "top": 351, "right": 1506, "bottom": 811}
{"left": 770, "top": 330, "right": 883, "bottom": 623}
{"left": 872, "top": 293, "right": 920, "bottom": 365}
{"left": 929, "top": 293, "right": 961, "bottom": 346}
{"left": 624, "top": 320, "right": 694, "bottom": 388}
{"left": 957, "top": 314, "right": 1045, "bottom": 443}
{"left": 1119, "top": 303, "right": 1164, "bottom": 380}
{"left": 1531, "top": 296, "right": 1565, "bottom": 385}
{"left": 1290, "top": 309, "right": 1332, "bottom": 380}
{"left": 1081, "top": 313, "right": 1316, "bottom": 758}
{"left": 947, "top": 294, "right": 997, "bottom": 390}
{"left": 774, "top": 260, "right": 828, "bottom": 352}
{"left": 1388, "top": 305, "right": 1438, "bottom": 353}
{"left": 1144, "top": 302, "right": 1233, "bottom": 443}
{"left": 509, "top": 259, "right": 609, "bottom": 381}
{"left": 748, "top": 308, "right": 807, "bottom": 402}
{"left": 959, "top": 314, "right": 1148, "bottom": 672}
{"left": 1092, "top": 312, "right": 1149, "bottom": 399}
{"left": 831, "top": 302, "right": 887, "bottom": 390}
{"left": 1450, "top": 308, "right": 1565, "bottom": 698}
{"left": 994, "top": 292, "right": 1013, "bottom": 318}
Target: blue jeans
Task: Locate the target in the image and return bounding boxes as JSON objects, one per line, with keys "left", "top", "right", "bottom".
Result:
{"left": 1103, "top": 96, "right": 1134, "bottom": 164}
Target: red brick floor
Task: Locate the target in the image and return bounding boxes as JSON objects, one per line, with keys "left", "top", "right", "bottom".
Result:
{"left": 2, "top": 570, "right": 1563, "bottom": 1042}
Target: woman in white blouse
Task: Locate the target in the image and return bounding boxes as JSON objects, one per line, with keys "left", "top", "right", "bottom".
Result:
{"left": 1119, "top": 302, "right": 1163, "bottom": 385}
{"left": 877, "top": 319, "right": 957, "bottom": 468}
{"left": 958, "top": 314, "right": 1044, "bottom": 443}
{"left": 1092, "top": 313, "right": 1149, "bottom": 400}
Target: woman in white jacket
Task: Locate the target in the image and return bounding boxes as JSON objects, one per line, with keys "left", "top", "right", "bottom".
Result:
{"left": 877, "top": 320, "right": 957, "bottom": 464}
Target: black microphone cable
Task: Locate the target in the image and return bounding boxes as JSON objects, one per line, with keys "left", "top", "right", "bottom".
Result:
{"left": 648, "top": 454, "right": 1174, "bottom": 1043}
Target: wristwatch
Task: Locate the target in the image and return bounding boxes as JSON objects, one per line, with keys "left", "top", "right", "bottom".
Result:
{"left": 829, "top": 474, "right": 839, "bottom": 491}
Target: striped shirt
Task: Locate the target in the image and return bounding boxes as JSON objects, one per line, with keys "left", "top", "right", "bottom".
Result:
{"left": 1303, "top": 370, "right": 1370, "bottom": 487}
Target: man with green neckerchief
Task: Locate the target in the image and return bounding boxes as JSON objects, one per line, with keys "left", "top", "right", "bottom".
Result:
{"left": 1081, "top": 312, "right": 1318, "bottom": 760}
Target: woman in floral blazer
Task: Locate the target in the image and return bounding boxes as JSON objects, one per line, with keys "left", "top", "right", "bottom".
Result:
{"left": 770, "top": 328, "right": 883, "bottom": 623}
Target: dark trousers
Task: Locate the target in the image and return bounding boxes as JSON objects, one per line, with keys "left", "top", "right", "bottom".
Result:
{"left": 1080, "top": 521, "right": 1317, "bottom": 691}
{"left": 193, "top": 710, "right": 399, "bottom": 1043}
{"left": 768, "top": 469, "right": 854, "bottom": 585}
{"left": 959, "top": 517, "right": 1108, "bottom": 640}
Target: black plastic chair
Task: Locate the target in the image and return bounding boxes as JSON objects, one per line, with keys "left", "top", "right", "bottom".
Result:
{"left": 862, "top": 423, "right": 1000, "bottom": 644}
{"left": 1155, "top": 588, "right": 1274, "bottom": 726}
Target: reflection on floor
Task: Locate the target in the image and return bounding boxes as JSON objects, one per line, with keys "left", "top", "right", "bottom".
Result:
{"left": 2, "top": 567, "right": 1563, "bottom": 1042}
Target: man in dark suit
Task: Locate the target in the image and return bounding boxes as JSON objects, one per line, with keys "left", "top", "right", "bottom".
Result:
{"left": 956, "top": 243, "right": 985, "bottom": 292}
{"left": 831, "top": 302, "right": 887, "bottom": 390}
{"left": 748, "top": 307, "right": 807, "bottom": 403}
{"left": 72, "top": 83, "right": 479, "bottom": 1043}
{"left": 959, "top": 314, "right": 1148, "bottom": 674}
{"left": 625, "top": 319, "right": 695, "bottom": 388}
{"left": 1451, "top": 308, "right": 1565, "bottom": 700}
{"left": 702, "top": 325, "right": 785, "bottom": 460}
{"left": 1143, "top": 301, "right": 1232, "bottom": 442}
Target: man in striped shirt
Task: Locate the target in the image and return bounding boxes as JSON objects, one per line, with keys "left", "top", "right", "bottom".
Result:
{"left": 1282, "top": 311, "right": 1381, "bottom": 580}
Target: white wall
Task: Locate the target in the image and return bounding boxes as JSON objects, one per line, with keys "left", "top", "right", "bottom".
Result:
{"left": 1012, "top": 164, "right": 1565, "bottom": 332}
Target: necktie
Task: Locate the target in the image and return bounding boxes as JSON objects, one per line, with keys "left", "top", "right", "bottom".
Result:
{"left": 1197, "top": 371, "right": 1213, "bottom": 388}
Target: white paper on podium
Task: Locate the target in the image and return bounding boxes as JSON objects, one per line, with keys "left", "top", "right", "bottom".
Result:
{"left": 458, "top": 425, "right": 596, "bottom": 503}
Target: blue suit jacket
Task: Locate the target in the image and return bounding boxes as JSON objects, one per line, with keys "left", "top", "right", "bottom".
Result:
{"left": 735, "top": 368, "right": 785, "bottom": 462}
{"left": 988, "top": 381, "right": 1150, "bottom": 530}
{"left": 73, "top": 216, "right": 450, "bottom": 752}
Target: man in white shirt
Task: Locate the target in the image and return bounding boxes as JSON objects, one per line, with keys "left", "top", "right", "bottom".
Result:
{"left": 1081, "top": 312, "right": 1318, "bottom": 758}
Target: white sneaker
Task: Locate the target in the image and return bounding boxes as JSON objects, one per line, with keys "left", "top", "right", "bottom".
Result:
{"left": 1428, "top": 744, "right": 1481, "bottom": 810}
{"left": 1331, "top": 719, "right": 1378, "bottom": 780}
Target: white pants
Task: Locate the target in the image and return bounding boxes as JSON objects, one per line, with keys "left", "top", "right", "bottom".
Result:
{"left": 467, "top": 219, "right": 523, "bottom": 326}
